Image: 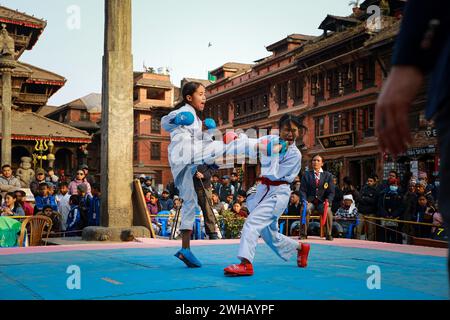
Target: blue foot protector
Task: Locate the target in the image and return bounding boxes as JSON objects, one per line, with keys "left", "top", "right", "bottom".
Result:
{"left": 174, "top": 248, "right": 202, "bottom": 268}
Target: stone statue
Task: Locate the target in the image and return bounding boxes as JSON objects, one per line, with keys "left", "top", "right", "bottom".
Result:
{"left": 16, "top": 157, "right": 35, "bottom": 188}
{"left": 0, "top": 24, "right": 15, "bottom": 57}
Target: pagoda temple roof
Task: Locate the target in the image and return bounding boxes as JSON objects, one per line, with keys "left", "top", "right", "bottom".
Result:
{"left": 18, "top": 62, "right": 66, "bottom": 86}
{"left": 0, "top": 6, "right": 46, "bottom": 29}
{"left": 0, "top": 110, "right": 91, "bottom": 143}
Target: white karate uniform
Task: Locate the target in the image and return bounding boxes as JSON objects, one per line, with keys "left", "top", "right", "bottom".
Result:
{"left": 161, "top": 104, "right": 251, "bottom": 231}
{"left": 237, "top": 140, "right": 302, "bottom": 263}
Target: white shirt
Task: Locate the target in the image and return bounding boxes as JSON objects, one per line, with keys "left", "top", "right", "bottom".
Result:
{"left": 56, "top": 193, "right": 71, "bottom": 231}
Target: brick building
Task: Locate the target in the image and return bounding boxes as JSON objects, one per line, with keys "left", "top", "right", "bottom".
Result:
{"left": 204, "top": 0, "right": 438, "bottom": 189}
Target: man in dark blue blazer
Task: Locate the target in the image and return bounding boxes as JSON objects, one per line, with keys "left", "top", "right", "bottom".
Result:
{"left": 300, "top": 155, "right": 335, "bottom": 240}
{"left": 375, "top": 0, "right": 450, "bottom": 278}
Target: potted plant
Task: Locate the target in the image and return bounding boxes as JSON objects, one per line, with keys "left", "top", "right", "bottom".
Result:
{"left": 217, "top": 210, "right": 246, "bottom": 239}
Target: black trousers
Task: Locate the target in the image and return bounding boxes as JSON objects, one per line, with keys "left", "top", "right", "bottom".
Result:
{"left": 195, "top": 187, "right": 217, "bottom": 235}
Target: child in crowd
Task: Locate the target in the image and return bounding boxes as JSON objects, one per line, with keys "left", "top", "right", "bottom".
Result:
{"left": 90, "top": 184, "right": 101, "bottom": 227}
{"left": 39, "top": 205, "right": 62, "bottom": 234}
{"left": 232, "top": 202, "right": 248, "bottom": 218}
{"left": 414, "top": 195, "right": 436, "bottom": 237}
{"left": 66, "top": 195, "right": 82, "bottom": 236}
{"left": 34, "top": 182, "right": 58, "bottom": 215}
{"left": 15, "top": 190, "right": 34, "bottom": 216}
{"left": 1, "top": 192, "right": 25, "bottom": 216}
{"left": 55, "top": 182, "right": 71, "bottom": 231}
{"left": 169, "top": 197, "right": 183, "bottom": 239}
{"left": 77, "top": 184, "right": 92, "bottom": 229}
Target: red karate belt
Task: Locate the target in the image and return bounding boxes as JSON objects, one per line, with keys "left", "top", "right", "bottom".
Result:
{"left": 321, "top": 200, "right": 329, "bottom": 227}
{"left": 260, "top": 177, "right": 289, "bottom": 186}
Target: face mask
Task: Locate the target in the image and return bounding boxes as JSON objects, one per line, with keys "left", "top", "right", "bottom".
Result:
{"left": 389, "top": 186, "right": 398, "bottom": 192}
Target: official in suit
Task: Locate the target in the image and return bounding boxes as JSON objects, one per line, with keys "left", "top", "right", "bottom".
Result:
{"left": 300, "top": 155, "right": 335, "bottom": 240}
{"left": 375, "top": 0, "right": 450, "bottom": 279}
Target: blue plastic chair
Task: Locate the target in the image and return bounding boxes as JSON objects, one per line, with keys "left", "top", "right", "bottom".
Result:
{"left": 157, "top": 211, "right": 171, "bottom": 237}
{"left": 279, "top": 221, "right": 285, "bottom": 234}
{"left": 346, "top": 216, "right": 360, "bottom": 239}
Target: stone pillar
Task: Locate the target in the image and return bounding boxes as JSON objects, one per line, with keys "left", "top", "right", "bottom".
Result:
{"left": 82, "top": 0, "right": 150, "bottom": 241}
{"left": 100, "top": 0, "right": 134, "bottom": 227}
{"left": 1, "top": 68, "right": 13, "bottom": 166}
{"left": 0, "top": 24, "right": 16, "bottom": 166}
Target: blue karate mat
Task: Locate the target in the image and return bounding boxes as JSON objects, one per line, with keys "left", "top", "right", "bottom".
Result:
{"left": 0, "top": 243, "right": 448, "bottom": 300}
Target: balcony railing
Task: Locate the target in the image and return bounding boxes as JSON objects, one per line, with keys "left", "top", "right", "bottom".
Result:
{"left": 16, "top": 93, "right": 48, "bottom": 104}
{"left": 233, "top": 110, "right": 269, "bottom": 126}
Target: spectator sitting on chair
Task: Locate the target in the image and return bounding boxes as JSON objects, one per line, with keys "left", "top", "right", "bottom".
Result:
{"left": 159, "top": 190, "right": 174, "bottom": 211}
{"left": 231, "top": 202, "right": 248, "bottom": 218}
{"left": 334, "top": 194, "right": 358, "bottom": 238}
{"left": 145, "top": 192, "right": 161, "bottom": 235}
{"left": 38, "top": 205, "right": 62, "bottom": 234}
{"left": 286, "top": 191, "right": 302, "bottom": 236}
{"left": 0, "top": 192, "right": 25, "bottom": 216}
{"left": 66, "top": 195, "right": 82, "bottom": 236}
{"left": 300, "top": 154, "right": 335, "bottom": 240}
{"left": 15, "top": 190, "right": 34, "bottom": 216}
{"left": 34, "top": 183, "right": 58, "bottom": 215}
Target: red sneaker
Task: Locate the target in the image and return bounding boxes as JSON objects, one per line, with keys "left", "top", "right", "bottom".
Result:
{"left": 224, "top": 263, "right": 254, "bottom": 276}
{"left": 297, "top": 243, "right": 310, "bottom": 268}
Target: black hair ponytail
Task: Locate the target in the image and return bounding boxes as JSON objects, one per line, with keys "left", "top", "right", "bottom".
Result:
{"left": 278, "top": 114, "right": 307, "bottom": 132}
{"left": 174, "top": 81, "right": 205, "bottom": 110}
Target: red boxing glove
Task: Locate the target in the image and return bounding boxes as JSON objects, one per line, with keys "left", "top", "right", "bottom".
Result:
{"left": 224, "top": 131, "right": 238, "bottom": 144}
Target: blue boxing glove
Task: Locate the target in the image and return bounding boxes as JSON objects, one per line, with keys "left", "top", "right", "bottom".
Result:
{"left": 204, "top": 118, "right": 217, "bottom": 130}
{"left": 172, "top": 111, "right": 194, "bottom": 126}
{"left": 266, "top": 138, "right": 288, "bottom": 157}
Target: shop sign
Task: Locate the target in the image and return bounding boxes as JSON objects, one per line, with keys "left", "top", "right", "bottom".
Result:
{"left": 318, "top": 131, "right": 354, "bottom": 149}
{"left": 406, "top": 145, "right": 436, "bottom": 157}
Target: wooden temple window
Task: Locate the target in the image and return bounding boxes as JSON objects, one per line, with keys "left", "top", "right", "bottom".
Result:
{"left": 359, "top": 57, "right": 376, "bottom": 88}
{"left": 147, "top": 88, "right": 165, "bottom": 100}
{"left": 311, "top": 74, "right": 324, "bottom": 102}
{"left": 277, "top": 82, "right": 288, "bottom": 109}
{"left": 362, "top": 106, "right": 375, "bottom": 137}
{"left": 315, "top": 116, "right": 325, "bottom": 145}
{"left": 151, "top": 116, "right": 161, "bottom": 134}
{"left": 222, "top": 104, "right": 229, "bottom": 124}
{"left": 151, "top": 142, "right": 161, "bottom": 161}
{"left": 343, "top": 63, "right": 357, "bottom": 94}
{"left": 292, "top": 77, "right": 304, "bottom": 103}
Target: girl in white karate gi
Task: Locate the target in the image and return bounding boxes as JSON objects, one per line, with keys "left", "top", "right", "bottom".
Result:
{"left": 224, "top": 114, "right": 311, "bottom": 276}
{"left": 161, "top": 82, "right": 248, "bottom": 268}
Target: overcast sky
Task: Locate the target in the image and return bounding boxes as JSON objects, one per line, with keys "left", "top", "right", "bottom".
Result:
{"left": 2, "top": 0, "right": 351, "bottom": 106}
